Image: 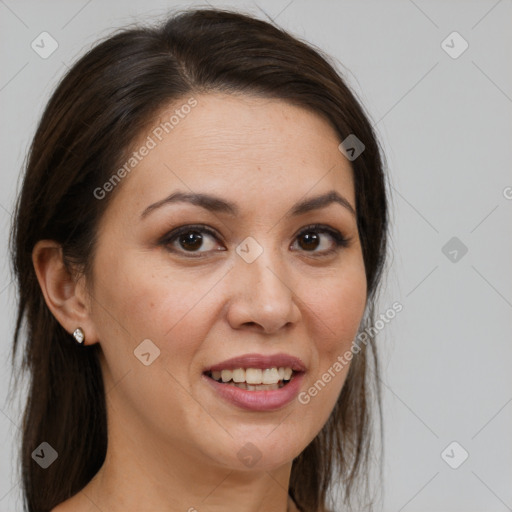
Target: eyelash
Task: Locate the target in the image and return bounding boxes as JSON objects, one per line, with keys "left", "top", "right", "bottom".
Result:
{"left": 159, "top": 223, "right": 351, "bottom": 259}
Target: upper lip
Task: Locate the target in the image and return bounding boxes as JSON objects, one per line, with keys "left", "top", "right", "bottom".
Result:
{"left": 204, "top": 353, "right": 307, "bottom": 373}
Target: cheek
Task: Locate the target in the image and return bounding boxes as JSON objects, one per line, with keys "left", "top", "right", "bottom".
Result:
{"left": 93, "top": 255, "right": 219, "bottom": 377}
{"left": 298, "top": 262, "right": 366, "bottom": 412}
{"left": 89, "top": 256, "right": 216, "bottom": 431}
{"left": 307, "top": 267, "right": 367, "bottom": 349}
{"left": 94, "top": 247, "right": 194, "bottom": 331}
{"left": 295, "top": 274, "right": 366, "bottom": 431}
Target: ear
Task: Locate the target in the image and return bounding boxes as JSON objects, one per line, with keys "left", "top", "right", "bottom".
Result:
{"left": 32, "top": 240, "right": 98, "bottom": 345}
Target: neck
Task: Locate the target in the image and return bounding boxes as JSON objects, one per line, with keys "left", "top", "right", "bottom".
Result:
{"left": 80, "top": 420, "right": 294, "bottom": 512}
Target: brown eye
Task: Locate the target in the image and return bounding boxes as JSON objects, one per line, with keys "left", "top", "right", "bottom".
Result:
{"left": 292, "top": 224, "right": 350, "bottom": 256}
{"left": 161, "top": 224, "right": 225, "bottom": 257}
{"left": 298, "top": 231, "right": 321, "bottom": 251}
{"left": 178, "top": 231, "right": 204, "bottom": 251}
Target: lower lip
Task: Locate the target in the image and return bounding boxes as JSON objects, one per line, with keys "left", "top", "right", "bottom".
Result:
{"left": 203, "top": 372, "right": 305, "bottom": 411}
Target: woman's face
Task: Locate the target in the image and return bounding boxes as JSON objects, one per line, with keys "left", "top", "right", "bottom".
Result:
{"left": 86, "top": 92, "right": 367, "bottom": 472}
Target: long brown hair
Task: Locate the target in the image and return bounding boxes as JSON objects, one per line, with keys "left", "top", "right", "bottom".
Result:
{"left": 10, "top": 7, "right": 388, "bottom": 512}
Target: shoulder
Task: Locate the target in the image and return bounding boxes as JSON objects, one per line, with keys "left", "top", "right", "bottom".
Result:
{"left": 51, "top": 502, "right": 72, "bottom": 512}
{"left": 50, "top": 493, "right": 91, "bottom": 512}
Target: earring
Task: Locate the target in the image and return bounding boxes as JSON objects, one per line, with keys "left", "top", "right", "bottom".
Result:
{"left": 73, "top": 327, "right": 85, "bottom": 344}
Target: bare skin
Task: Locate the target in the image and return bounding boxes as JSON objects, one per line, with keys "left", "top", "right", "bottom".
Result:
{"left": 34, "top": 92, "right": 367, "bottom": 512}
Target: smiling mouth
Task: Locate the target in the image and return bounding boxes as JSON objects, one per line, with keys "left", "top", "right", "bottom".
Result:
{"left": 204, "top": 367, "right": 298, "bottom": 391}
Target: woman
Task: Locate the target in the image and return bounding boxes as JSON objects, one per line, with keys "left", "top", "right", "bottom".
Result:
{"left": 10, "top": 7, "right": 389, "bottom": 512}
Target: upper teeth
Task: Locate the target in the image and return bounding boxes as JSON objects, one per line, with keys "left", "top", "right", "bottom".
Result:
{"left": 211, "top": 367, "right": 294, "bottom": 384}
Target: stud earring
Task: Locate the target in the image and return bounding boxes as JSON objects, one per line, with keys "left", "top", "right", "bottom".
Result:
{"left": 73, "top": 327, "right": 85, "bottom": 344}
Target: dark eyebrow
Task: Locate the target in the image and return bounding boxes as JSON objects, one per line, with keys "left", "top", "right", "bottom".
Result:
{"left": 140, "top": 190, "right": 355, "bottom": 219}
{"left": 141, "top": 191, "right": 238, "bottom": 219}
{"left": 289, "top": 191, "right": 355, "bottom": 218}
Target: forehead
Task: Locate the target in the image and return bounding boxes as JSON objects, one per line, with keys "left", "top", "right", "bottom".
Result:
{"left": 107, "top": 93, "right": 355, "bottom": 218}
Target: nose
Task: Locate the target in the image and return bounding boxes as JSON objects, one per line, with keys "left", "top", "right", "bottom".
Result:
{"left": 225, "top": 244, "right": 301, "bottom": 334}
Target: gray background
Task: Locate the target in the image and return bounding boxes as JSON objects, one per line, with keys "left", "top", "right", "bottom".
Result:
{"left": 1, "top": 0, "right": 511, "bottom": 510}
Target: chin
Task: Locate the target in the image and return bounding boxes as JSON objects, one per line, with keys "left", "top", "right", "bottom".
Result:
{"left": 208, "top": 435, "right": 304, "bottom": 472}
